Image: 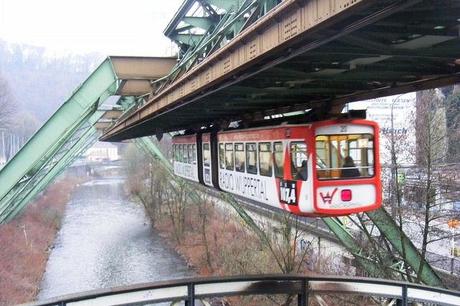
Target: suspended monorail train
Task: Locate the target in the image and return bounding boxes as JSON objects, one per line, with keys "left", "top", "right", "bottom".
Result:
{"left": 172, "top": 119, "right": 381, "bottom": 217}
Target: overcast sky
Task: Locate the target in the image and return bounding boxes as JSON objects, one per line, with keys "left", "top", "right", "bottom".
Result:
{"left": 0, "top": 0, "right": 184, "bottom": 56}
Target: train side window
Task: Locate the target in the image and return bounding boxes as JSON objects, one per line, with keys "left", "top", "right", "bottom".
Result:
{"left": 225, "top": 143, "right": 234, "bottom": 170}
{"left": 219, "top": 143, "right": 225, "bottom": 169}
{"left": 179, "top": 145, "right": 184, "bottom": 163}
{"left": 203, "top": 143, "right": 210, "bottom": 167}
{"left": 235, "top": 143, "right": 245, "bottom": 172}
{"left": 173, "top": 144, "right": 177, "bottom": 161}
{"left": 273, "top": 142, "right": 284, "bottom": 178}
{"left": 291, "top": 142, "right": 308, "bottom": 181}
{"left": 246, "top": 143, "right": 257, "bottom": 174}
{"left": 187, "top": 144, "right": 192, "bottom": 164}
{"left": 184, "top": 144, "right": 190, "bottom": 164}
{"left": 192, "top": 144, "right": 197, "bottom": 164}
{"left": 259, "top": 142, "right": 272, "bottom": 177}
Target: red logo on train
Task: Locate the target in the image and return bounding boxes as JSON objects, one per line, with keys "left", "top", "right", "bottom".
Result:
{"left": 319, "top": 188, "right": 338, "bottom": 205}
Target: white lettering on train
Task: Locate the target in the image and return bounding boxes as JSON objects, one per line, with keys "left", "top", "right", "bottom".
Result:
{"left": 279, "top": 180, "right": 297, "bottom": 205}
{"left": 219, "top": 172, "right": 269, "bottom": 201}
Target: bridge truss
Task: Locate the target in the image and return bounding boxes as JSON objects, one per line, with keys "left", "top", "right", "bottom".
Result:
{"left": 0, "top": 0, "right": 458, "bottom": 290}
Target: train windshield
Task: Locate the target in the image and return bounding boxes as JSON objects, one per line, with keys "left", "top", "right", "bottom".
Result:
{"left": 315, "top": 134, "right": 374, "bottom": 180}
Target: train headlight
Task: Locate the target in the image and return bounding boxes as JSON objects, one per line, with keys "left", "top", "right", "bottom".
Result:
{"left": 341, "top": 189, "right": 352, "bottom": 202}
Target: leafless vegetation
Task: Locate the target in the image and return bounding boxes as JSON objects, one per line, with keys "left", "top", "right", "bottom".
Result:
{"left": 0, "top": 177, "right": 82, "bottom": 305}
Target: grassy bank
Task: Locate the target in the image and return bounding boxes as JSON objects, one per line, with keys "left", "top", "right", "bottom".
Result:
{"left": 0, "top": 177, "right": 81, "bottom": 306}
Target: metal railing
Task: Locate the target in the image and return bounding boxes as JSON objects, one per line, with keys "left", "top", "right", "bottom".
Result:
{"left": 26, "top": 275, "right": 460, "bottom": 306}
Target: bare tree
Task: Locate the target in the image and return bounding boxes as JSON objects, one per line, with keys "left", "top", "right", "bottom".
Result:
{"left": 0, "top": 77, "right": 15, "bottom": 130}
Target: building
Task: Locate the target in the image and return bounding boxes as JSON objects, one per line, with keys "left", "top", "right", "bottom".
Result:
{"left": 347, "top": 92, "right": 416, "bottom": 165}
{"left": 84, "top": 142, "right": 119, "bottom": 162}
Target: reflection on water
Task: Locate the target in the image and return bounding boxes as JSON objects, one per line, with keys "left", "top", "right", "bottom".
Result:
{"left": 38, "top": 176, "right": 191, "bottom": 301}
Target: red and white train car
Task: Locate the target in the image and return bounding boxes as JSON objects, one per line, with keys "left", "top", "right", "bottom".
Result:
{"left": 172, "top": 119, "right": 381, "bottom": 217}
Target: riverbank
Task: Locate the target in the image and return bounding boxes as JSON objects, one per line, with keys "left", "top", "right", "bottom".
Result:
{"left": 0, "top": 177, "right": 81, "bottom": 306}
{"left": 38, "top": 176, "right": 191, "bottom": 301}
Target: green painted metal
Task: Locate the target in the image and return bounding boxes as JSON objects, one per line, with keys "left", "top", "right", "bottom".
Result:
{"left": 0, "top": 107, "right": 108, "bottom": 219}
{"left": 157, "top": 0, "right": 259, "bottom": 89}
{"left": 366, "top": 208, "right": 444, "bottom": 287}
{"left": 172, "top": 34, "right": 205, "bottom": 47}
{"left": 0, "top": 59, "right": 119, "bottom": 223}
{"left": 322, "top": 217, "right": 390, "bottom": 278}
{"left": 205, "top": 0, "right": 242, "bottom": 11}
{"left": 3, "top": 129, "right": 99, "bottom": 222}
{"left": 0, "top": 59, "right": 116, "bottom": 201}
{"left": 181, "top": 17, "right": 214, "bottom": 31}
{"left": 0, "top": 122, "right": 100, "bottom": 222}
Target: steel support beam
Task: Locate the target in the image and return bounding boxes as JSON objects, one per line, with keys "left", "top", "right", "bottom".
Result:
{"left": 366, "top": 208, "right": 444, "bottom": 287}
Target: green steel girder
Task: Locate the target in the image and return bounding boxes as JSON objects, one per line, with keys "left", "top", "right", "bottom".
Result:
{"left": 173, "top": 33, "right": 205, "bottom": 47}
{"left": 0, "top": 59, "right": 119, "bottom": 224}
{"left": 0, "top": 109, "right": 107, "bottom": 219}
{"left": 160, "top": 0, "right": 258, "bottom": 88}
{"left": 181, "top": 16, "right": 214, "bottom": 31}
{"left": 366, "top": 209, "right": 444, "bottom": 287}
{"left": 204, "top": 0, "right": 242, "bottom": 11}
{"left": 0, "top": 124, "right": 101, "bottom": 221}
{"left": 322, "top": 217, "right": 390, "bottom": 278}
{"left": 2, "top": 129, "right": 99, "bottom": 222}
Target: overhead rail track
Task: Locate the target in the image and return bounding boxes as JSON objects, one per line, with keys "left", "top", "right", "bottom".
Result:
{"left": 26, "top": 274, "right": 460, "bottom": 306}
{"left": 0, "top": 56, "right": 176, "bottom": 224}
{"left": 102, "top": 0, "right": 460, "bottom": 141}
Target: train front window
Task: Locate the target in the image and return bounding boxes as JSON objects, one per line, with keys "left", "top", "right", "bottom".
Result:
{"left": 291, "top": 142, "right": 308, "bottom": 181}
{"left": 315, "top": 134, "right": 374, "bottom": 180}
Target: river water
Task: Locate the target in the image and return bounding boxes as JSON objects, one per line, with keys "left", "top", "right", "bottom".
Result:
{"left": 38, "top": 176, "right": 191, "bottom": 301}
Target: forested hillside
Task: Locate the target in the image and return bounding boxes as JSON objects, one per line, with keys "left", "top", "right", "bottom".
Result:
{"left": 0, "top": 40, "right": 102, "bottom": 122}
{"left": 0, "top": 40, "right": 103, "bottom": 160}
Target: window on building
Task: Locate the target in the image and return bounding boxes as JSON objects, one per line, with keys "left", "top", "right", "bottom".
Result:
{"left": 273, "top": 142, "right": 284, "bottom": 178}
{"left": 225, "top": 143, "right": 234, "bottom": 170}
{"left": 203, "top": 143, "right": 210, "bottom": 167}
{"left": 291, "top": 142, "right": 308, "bottom": 181}
{"left": 246, "top": 143, "right": 257, "bottom": 174}
{"left": 235, "top": 143, "right": 245, "bottom": 172}
{"left": 259, "top": 142, "right": 272, "bottom": 177}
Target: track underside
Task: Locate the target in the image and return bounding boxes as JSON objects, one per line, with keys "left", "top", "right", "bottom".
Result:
{"left": 102, "top": 0, "right": 460, "bottom": 141}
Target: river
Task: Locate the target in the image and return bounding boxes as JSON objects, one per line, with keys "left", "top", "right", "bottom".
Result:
{"left": 38, "top": 175, "right": 192, "bottom": 301}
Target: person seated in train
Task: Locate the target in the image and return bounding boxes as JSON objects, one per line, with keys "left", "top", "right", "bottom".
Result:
{"left": 341, "top": 156, "right": 360, "bottom": 178}
{"left": 296, "top": 160, "right": 308, "bottom": 181}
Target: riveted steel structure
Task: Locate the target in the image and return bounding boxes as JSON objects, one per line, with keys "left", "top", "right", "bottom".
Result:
{"left": 102, "top": 0, "right": 460, "bottom": 141}
{"left": 0, "top": 56, "right": 176, "bottom": 224}
{"left": 0, "top": 0, "right": 455, "bottom": 291}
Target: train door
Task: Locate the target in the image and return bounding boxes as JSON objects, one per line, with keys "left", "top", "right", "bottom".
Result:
{"left": 276, "top": 127, "right": 315, "bottom": 215}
